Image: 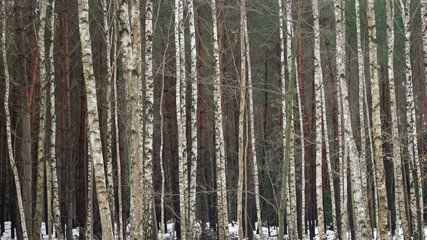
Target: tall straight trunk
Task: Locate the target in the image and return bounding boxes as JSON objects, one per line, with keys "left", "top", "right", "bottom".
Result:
{"left": 244, "top": 9, "right": 263, "bottom": 240}
{"left": 159, "top": 31, "right": 167, "bottom": 240}
{"left": 313, "top": 0, "right": 325, "bottom": 237}
{"left": 87, "top": 146, "right": 93, "bottom": 240}
{"left": 102, "top": 0, "right": 114, "bottom": 217}
{"left": 33, "top": 0, "right": 48, "bottom": 238}
{"left": 2, "top": 2, "right": 29, "bottom": 238}
{"left": 47, "top": 2, "right": 63, "bottom": 238}
{"left": 237, "top": 0, "right": 246, "bottom": 238}
{"left": 187, "top": 0, "right": 198, "bottom": 238}
{"left": 14, "top": 1, "right": 33, "bottom": 236}
{"left": 367, "top": 0, "right": 390, "bottom": 238}
{"left": 401, "top": 0, "right": 425, "bottom": 238}
{"left": 118, "top": 0, "right": 145, "bottom": 238}
{"left": 386, "top": 0, "right": 410, "bottom": 238}
{"left": 143, "top": 1, "right": 154, "bottom": 238}
{"left": 211, "top": 0, "right": 230, "bottom": 238}
{"left": 355, "top": 0, "right": 371, "bottom": 224}
{"left": 77, "top": 1, "right": 114, "bottom": 239}
{"left": 174, "top": 0, "right": 189, "bottom": 238}
{"left": 334, "top": 0, "right": 348, "bottom": 238}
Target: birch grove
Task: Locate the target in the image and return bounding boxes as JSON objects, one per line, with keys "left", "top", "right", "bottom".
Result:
{"left": 1, "top": 0, "right": 427, "bottom": 239}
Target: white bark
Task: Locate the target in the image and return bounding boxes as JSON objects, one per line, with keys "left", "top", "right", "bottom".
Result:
{"left": 313, "top": 0, "right": 325, "bottom": 237}
{"left": 399, "top": 0, "right": 424, "bottom": 237}
{"left": 102, "top": 0, "right": 115, "bottom": 219}
{"left": 238, "top": 0, "right": 246, "bottom": 237}
{"left": 211, "top": 0, "right": 230, "bottom": 238}
{"left": 2, "top": 2, "right": 29, "bottom": 237}
{"left": 386, "top": 0, "right": 410, "bottom": 238}
{"left": 367, "top": 0, "right": 390, "bottom": 238}
{"left": 334, "top": 0, "right": 348, "bottom": 237}
{"left": 143, "top": 1, "right": 155, "bottom": 238}
{"left": 244, "top": 8, "right": 263, "bottom": 240}
{"left": 34, "top": 0, "right": 48, "bottom": 237}
{"left": 187, "top": 0, "right": 198, "bottom": 238}
{"left": 77, "top": 0, "right": 114, "bottom": 239}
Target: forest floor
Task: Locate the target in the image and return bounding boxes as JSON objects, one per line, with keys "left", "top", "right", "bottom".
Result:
{"left": 1, "top": 221, "right": 427, "bottom": 239}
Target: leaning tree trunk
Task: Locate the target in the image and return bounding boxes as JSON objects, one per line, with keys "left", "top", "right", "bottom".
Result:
{"left": 77, "top": 0, "right": 114, "bottom": 239}
{"left": 386, "top": 0, "right": 410, "bottom": 238}
{"left": 367, "top": 0, "right": 390, "bottom": 238}
{"left": 33, "top": 0, "right": 48, "bottom": 238}
{"left": 237, "top": 0, "right": 246, "bottom": 237}
{"left": 313, "top": 0, "right": 325, "bottom": 237}
{"left": 2, "top": 3, "right": 29, "bottom": 238}
{"left": 335, "top": 0, "right": 371, "bottom": 237}
{"left": 211, "top": 0, "right": 230, "bottom": 238}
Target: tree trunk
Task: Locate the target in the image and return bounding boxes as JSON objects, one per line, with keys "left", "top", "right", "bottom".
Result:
{"left": 386, "top": 0, "right": 410, "bottom": 238}
{"left": 77, "top": 0, "right": 114, "bottom": 238}
{"left": 211, "top": 0, "right": 230, "bottom": 238}
{"left": 313, "top": 0, "right": 325, "bottom": 237}
{"left": 367, "top": 0, "right": 390, "bottom": 238}
{"left": 3, "top": 2, "right": 29, "bottom": 237}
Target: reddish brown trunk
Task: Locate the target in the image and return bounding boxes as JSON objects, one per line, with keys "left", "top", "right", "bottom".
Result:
{"left": 164, "top": 76, "right": 181, "bottom": 239}
{"left": 27, "top": 2, "right": 38, "bottom": 109}
{"left": 197, "top": 5, "right": 208, "bottom": 236}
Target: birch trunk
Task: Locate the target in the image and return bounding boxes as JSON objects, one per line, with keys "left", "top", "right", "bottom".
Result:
{"left": 187, "top": 0, "right": 198, "bottom": 238}
{"left": 333, "top": 0, "right": 349, "bottom": 238}
{"left": 47, "top": 3, "right": 63, "bottom": 238}
{"left": 175, "top": 0, "right": 189, "bottom": 237}
{"left": 244, "top": 9, "right": 263, "bottom": 240}
{"left": 102, "top": 0, "right": 114, "bottom": 218}
{"left": 386, "top": 0, "right": 410, "bottom": 238}
{"left": 211, "top": 0, "right": 230, "bottom": 238}
{"left": 237, "top": 0, "right": 246, "bottom": 237}
{"left": 87, "top": 145, "right": 93, "bottom": 240}
{"left": 77, "top": 0, "right": 114, "bottom": 239}
{"left": 400, "top": 0, "right": 424, "bottom": 237}
{"left": 367, "top": 0, "right": 390, "bottom": 238}
{"left": 143, "top": 0, "right": 155, "bottom": 237}
{"left": 2, "top": 3, "right": 29, "bottom": 238}
{"left": 118, "top": 0, "right": 145, "bottom": 238}
{"left": 33, "top": 0, "right": 48, "bottom": 238}
{"left": 313, "top": 0, "right": 325, "bottom": 237}
{"left": 334, "top": 0, "right": 371, "bottom": 236}
{"left": 355, "top": 0, "right": 372, "bottom": 229}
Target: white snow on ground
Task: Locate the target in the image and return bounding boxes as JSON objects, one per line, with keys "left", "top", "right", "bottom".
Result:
{"left": 1, "top": 221, "right": 427, "bottom": 239}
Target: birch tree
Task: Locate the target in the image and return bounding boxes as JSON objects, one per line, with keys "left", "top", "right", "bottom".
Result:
{"left": 211, "top": 0, "right": 230, "bottom": 238}
{"left": 399, "top": 0, "right": 424, "bottom": 237}
{"left": 237, "top": 0, "right": 246, "bottom": 237}
{"left": 77, "top": 0, "right": 114, "bottom": 239}
{"left": 187, "top": 0, "right": 198, "bottom": 238}
{"left": 367, "top": 0, "right": 390, "bottom": 238}
{"left": 386, "top": 0, "right": 410, "bottom": 238}
{"left": 313, "top": 0, "right": 325, "bottom": 237}
{"left": 244, "top": 7, "right": 263, "bottom": 240}
{"left": 334, "top": 0, "right": 348, "bottom": 237}
{"left": 33, "top": 0, "right": 48, "bottom": 238}
{"left": 421, "top": 0, "right": 427, "bottom": 82}
{"left": 2, "top": 1, "right": 29, "bottom": 238}
{"left": 142, "top": 0, "right": 155, "bottom": 237}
